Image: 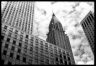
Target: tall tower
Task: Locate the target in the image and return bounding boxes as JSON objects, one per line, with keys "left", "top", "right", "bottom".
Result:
{"left": 2, "top": 2, "right": 35, "bottom": 35}
{"left": 80, "top": 11, "right": 94, "bottom": 55}
{"left": 46, "top": 13, "right": 75, "bottom": 64}
{"left": 1, "top": 2, "right": 35, "bottom": 65}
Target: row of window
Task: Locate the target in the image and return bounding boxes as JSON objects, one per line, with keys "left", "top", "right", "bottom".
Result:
{"left": 2, "top": 33, "right": 71, "bottom": 59}
{"left": 2, "top": 49, "right": 71, "bottom": 65}
{"left": 2, "top": 2, "right": 34, "bottom": 34}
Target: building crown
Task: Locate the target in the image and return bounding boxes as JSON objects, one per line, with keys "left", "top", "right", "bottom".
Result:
{"left": 49, "top": 13, "right": 64, "bottom": 32}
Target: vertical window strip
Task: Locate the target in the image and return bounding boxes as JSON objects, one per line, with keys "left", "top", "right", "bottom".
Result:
{"left": 15, "top": 2, "right": 22, "bottom": 28}
{"left": 86, "top": 18, "right": 94, "bottom": 36}
{"left": 18, "top": 2, "right": 24, "bottom": 30}
{"left": 22, "top": 2, "right": 27, "bottom": 32}
{"left": 25, "top": 2, "right": 29, "bottom": 33}
{"left": 31, "top": 2, "right": 35, "bottom": 34}
{"left": 11, "top": 2, "right": 19, "bottom": 27}
{"left": 7, "top": 3, "right": 14, "bottom": 25}
{"left": 85, "top": 20, "right": 94, "bottom": 43}
{"left": 19, "top": 2, "right": 25, "bottom": 31}
{"left": 5, "top": 2, "right": 14, "bottom": 24}
{"left": 2, "top": 2, "right": 11, "bottom": 19}
{"left": 21, "top": 2, "right": 26, "bottom": 31}
{"left": 26, "top": 2, "right": 30, "bottom": 34}
{"left": 8, "top": 2, "right": 17, "bottom": 25}
{"left": 87, "top": 16, "right": 94, "bottom": 31}
{"left": 83, "top": 21, "right": 93, "bottom": 45}
{"left": 17, "top": 2, "right": 23, "bottom": 29}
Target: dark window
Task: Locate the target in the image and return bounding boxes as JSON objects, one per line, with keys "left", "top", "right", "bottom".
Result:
{"left": 55, "top": 57, "right": 58, "bottom": 62}
{"left": 15, "top": 30, "right": 18, "bottom": 34}
{"left": 13, "top": 40, "right": 16, "bottom": 45}
{"left": 63, "top": 55, "right": 66, "bottom": 60}
{"left": 23, "top": 57, "right": 26, "bottom": 62}
{"left": 16, "top": 55, "right": 20, "bottom": 60}
{"left": 60, "top": 54, "right": 62, "bottom": 58}
{"left": 17, "top": 48, "right": 21, "bottom": 53}
{"left": 11, "top": 46, "right": 15, "bottom": 51}
{"left": 25, "top": 39, "right": 28, "bottom": 44}
{"left": 1, "top": 35, "right": 4, "bottom": 40}
{"left": 4, "top": 25, "right": 7, "bottom": 29}
{"left": 5, "top": 43, "right": 9, "bottom": 49}
{"left": 10, "top": 52, "right": 13, "bottom": 58}
{"left": 3, "top": 50, "right": 7, "bottom": 55}
{"left": 68, "top": 57, "right": 71, "bottom": 61}
{"left": 65, "top": 61, "right": 67, "bottom": 65}
{"left": 19, "top": 43, "right": 22, "bottom": 47}
{"left": 7, "top": 61, "right": 12, "bottom": 65}
{"left": 26, "top": 35, "right": 28, "bottom": 38}
{"left": 60, "top": 59, "right": 63, "bottom": 64}
{"left": 30, "top": 46, "right": 33, "bottom": 51}
{"left": 7, "top": 38, "right": 10, "bottom": 42}
{"left": 1, "top": 60, "right": 4, "bottom": 64}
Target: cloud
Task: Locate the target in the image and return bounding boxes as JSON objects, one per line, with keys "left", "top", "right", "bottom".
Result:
{"left": 1, "top": 2, "right": 94, "bottom": 65}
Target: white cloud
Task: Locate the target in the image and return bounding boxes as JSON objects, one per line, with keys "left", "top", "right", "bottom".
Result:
{"left": 1, "top": 1, "right": 94, "bottom": 65}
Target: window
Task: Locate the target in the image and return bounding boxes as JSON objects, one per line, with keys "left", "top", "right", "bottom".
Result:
{"left": 9, "top": 28, "right": 13, "bottom": 33}
{"left": 13, "top": 40, "right": 16, "bottom": 45}
{"left": 23, "top": 57, "right": 26, "bottom": 62}
{"left": 18, "top": 43, "right": 22, "bottom": 47}
{"left": 35, "top": 39, "right": 38, "bottom": 43}
{"left": 24, "top": 44, "right": 27, "bottom": 49}
{"left": 26, "top": 35, "right": 28, "bottom": 39}
{"left": 6, "top": 38, "right": 10, "bottom": 42}
{"left": 60, "top": 54, "right": 62, "bottom": 58}
{"left": 1, "top": 35, "right": 4, "bottom": 40}
{"left": 55, "top": 57, "right": 58, "bottom": 62}
{"left": 7, "top": 61, "right": 12, "bottom": 65}
{"left": 3, "top": 50, "right": 7, "bottom": 55}
{"left": 1, "top": 60, "right": 4, "bottom": 64}
{"left": 16, "top": 55, "right": 20, "bottom": 60}
{"left": 30, "top": 46, "right": 33, "bottom": 51}
{"left": 25, "top": 39, "right": 28, "bottom": 44}
{"left": 8, "top": 32, "right": 12, "bottom": 37}
{"left": 14, "top": 34, "right": 17, "bottom": 39}
{"left": 10, "top": 52, "right": 13, "bottom": 58}
{"left": 65, "top": 61, "right": 67, "bottom": 65}
{"left": 19, "top": 35, "right": 23, "bottom": 41}
{"left": 4, "top": 25, "right": 7, "bottom": 29}
{"left": 5, "top": 43, "right": 9, "bottom": 49}
{"left": 29, "top": 58, "right": 32, "bottom": 63}
{"left": 68, "top": 57, "right": 71, "bottom": 61}
{"left": 45, "top": 59, "right": 49, "bottom": 64}
{"left": 17, "top": 48, "right": 21, "bottom": 53}
{"left": 60, "top": 59, "right": 63, "bottom": 64}
{"left": 11, "top": 46, "right": 15, "bottom": 51}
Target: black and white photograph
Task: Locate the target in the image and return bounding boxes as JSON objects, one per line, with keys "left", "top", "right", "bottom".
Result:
{"left": 1, "top": 1, "right": 94, "bottom": 65}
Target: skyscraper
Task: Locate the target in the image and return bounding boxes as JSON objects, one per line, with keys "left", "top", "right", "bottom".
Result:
{"left": 1, "top": 2, "right": 75, "bottom": 65}
{"left": 46, "top": 13, "right": 75, "bottom": 64}
{"left": 80, "top": 11, "right": 94, "bottom": 55}
{"left": 2, "top": 2, "right": 35, "bottom": 35}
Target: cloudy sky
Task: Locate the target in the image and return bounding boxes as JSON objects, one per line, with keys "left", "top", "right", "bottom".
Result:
{"left": 2, "top": 1, "right": 94, "bottom": 65}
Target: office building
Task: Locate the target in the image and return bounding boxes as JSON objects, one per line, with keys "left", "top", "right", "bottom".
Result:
{"left": 80, "top": 11, "right": 94, "bottom": 55}
{"left": 46, "top": 13, "right": 75, "bottom": 64}
{"left": 1, "top": 2, "right": 75, "bottom": 65}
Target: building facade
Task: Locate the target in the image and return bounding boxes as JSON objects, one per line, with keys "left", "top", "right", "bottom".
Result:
{"left": 46, "top": 13, "right": 75, "bottom": 64}
{"left": 2, "top": 2, "right": 34, "bottom": 35}
{"left": 1, "top": 24, "right": 74, "bottom": 65}
{"left": 80, "top": 11, "right": 94, "bottom": 55}
{"left": 1, "top": 2, "right": 75, "bottom": 65}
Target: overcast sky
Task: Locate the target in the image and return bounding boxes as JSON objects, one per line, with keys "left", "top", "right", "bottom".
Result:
{"left": 1, "top": 1, "right": 94, "bottom": 65}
